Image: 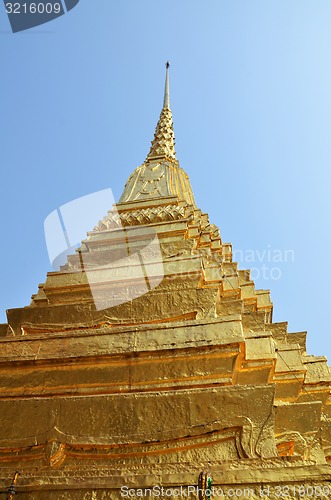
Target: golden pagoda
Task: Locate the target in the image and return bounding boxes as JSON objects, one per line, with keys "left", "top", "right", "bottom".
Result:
{"left": 1, "top": 64, "right": 331, "bottom": 499}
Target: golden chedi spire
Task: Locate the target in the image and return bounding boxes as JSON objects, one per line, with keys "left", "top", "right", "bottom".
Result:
{"left": 119, "top": 62, "right": 196, "bottom": 207}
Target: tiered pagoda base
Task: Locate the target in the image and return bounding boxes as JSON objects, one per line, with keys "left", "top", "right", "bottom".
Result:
{"left": 0, "top": 196, "right": 331, "bottom": 498}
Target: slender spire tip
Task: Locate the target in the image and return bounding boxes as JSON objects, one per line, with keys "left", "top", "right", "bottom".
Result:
{"left": 163, "top": 61, "right": 170, "bottom": 108}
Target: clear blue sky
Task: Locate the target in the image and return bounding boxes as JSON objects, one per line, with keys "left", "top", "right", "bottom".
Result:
{"left": 1, "top": 1, "right": 331, "bottom": 359}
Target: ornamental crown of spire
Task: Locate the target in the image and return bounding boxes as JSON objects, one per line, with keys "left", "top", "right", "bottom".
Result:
{"left": 146, "top": 61, "right": 177, "bottom": 163}
{"left": 118, "top": 63, "right": 196, "bottom": 207}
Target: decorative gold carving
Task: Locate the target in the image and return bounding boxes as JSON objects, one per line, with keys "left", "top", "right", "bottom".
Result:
{"left": 276, "top": 432, "right": 311, "bottom": 459}
{"left": 119, "top": 161, "right": 196, "bottom": 206}
{"left": 146, "top": 106, "right": 176, "bottom": 162}
{"left": 94, "top": 203, "right": 188, "bottom": 231}
{"left": 117, "top": 89, "right": 196, "bottom": 206}
{"left": 0, "top": 428, "right": 251, "bottom": 468}
{"left": 45, "top": 440, "right": 66, "bottom": 467}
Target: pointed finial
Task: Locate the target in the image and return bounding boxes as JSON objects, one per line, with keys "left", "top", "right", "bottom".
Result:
{"left": 142, "top": 61, "right": 176, "bottom": 163}
{"left": 163, "top": 61, "right": 170, "bottom": 108}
